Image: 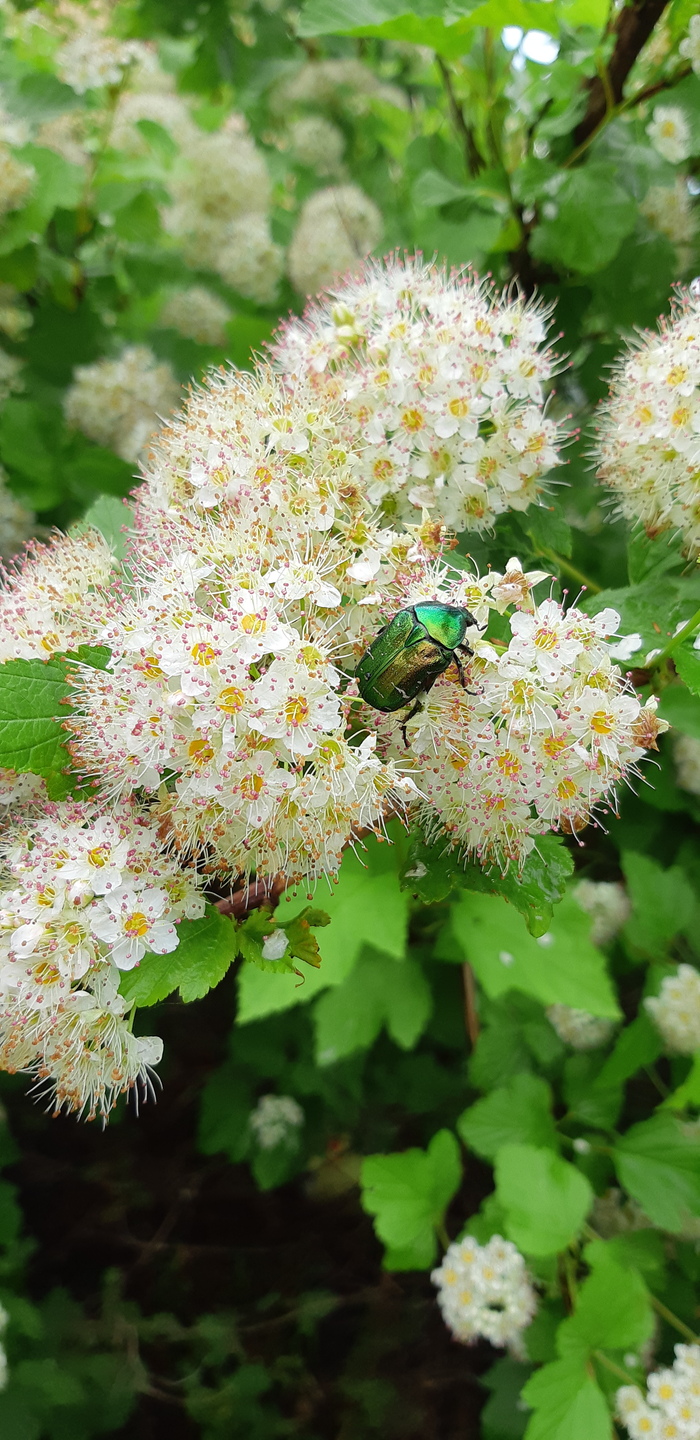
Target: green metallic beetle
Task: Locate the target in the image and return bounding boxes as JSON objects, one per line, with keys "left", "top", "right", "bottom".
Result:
{"left": 356, "top": 602, "right": 479, "bottom": 745}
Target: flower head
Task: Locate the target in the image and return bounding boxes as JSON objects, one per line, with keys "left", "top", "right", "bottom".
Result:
{"left": 64, "top": 346, "right": 181, "bottom": 463}
{"left": 645, "top": 964, "right": 700, "bottom": 1055}
{"left": 646, "top": 105, "right": 692, "bottom": 163}
{"left": 617, "top": 1344, "right": 700, "bottom": 1440}
{"left": 432, "top": 1234, "right": 537, "bottom": 1349}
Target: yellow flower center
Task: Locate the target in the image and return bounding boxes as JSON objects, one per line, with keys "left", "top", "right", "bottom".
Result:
{"left": 449, "top": 397, "right": 470, "bottom": 418}
{"left": 401, "top": 407, "right": 425, "bottom": 432}
{"left": 284, "top": 696, "right": 310, "bottom": 727}
{"left": 124, "top": 911, "right": 150, "bottom": 938}
{"left": 216, "top": 686, "right": 245, "bottom": 714}
{"left": 87, "top": 845, "right": 110, "bottom": 868}
{"left": 543, "top": 735, "right": 567, "bottom": 758}
{"left": 190, "top": 641, "right": 217, "bottom": 666}
{"left": 241, "top": 612, "right": 266, "bottom": 635}
{"left": 534, "top": 626, "right": 558, "bottom": 651}
{"left": 557, "top": 778, "right": 578, "bottom": 799}
{"left": 496, "top": 750, "right": 522, "bottom": 778}
{"left": 590, "top": 710, "right": 615, "bottom": 735}
{"left": 188, "top": 738, "right": 214, "bottom": 765}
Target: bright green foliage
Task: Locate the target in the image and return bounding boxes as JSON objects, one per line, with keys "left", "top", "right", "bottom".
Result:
{"left": 613, "top": 1113, "right": 700, "bottom": 1232}
{"left": 360, "top": 1129, "right": 462, "bottom": 1269}
{"left": 457, "top": 1074, "right": 559, "bottom": 1161}
{"left": 558, "top": 1241, "right": 654, "bottom": 1355}
{"left": 521, "top": 1356, "right": 611, "bottom": 1440}
{"left": 622, "top": 852, "right": 695, "bottom": 957}
{"left": 494, "top": 1145, "right": 593, "bottom": 1256}
{"left": 0, "top": 658, "right": 73, "bottom": 789}
{"left": 119, "top": 906, "right": 238, "bottom": 1006}
{"left": 313, "top": 951, "right": 432, "bottom": 1063}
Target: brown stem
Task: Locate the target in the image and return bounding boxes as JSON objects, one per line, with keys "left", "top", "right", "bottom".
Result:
{"left": 437, "top": 56, "right": 484, "bottom": 177}
{"left": 462, "top": 962, "right": 480, "bottom": 1045}
{"left": 216, "top": 876, "right": 287, "bottom": 919}
{"left": 574, "top": 0, "right": 671, "bottom": 146}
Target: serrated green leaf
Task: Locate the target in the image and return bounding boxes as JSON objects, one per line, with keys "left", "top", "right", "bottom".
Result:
{"left": 613, "top": 1113, "right": 700, "bottom": 1232}
{"left": 558, "top": 1240, "right": 653, "bottom": 1355}
{"left": 622, "top": 852, "right": 694, "bottom": 957}
{"left": 313, "top": 950, "right": 431, "bottom": 1064}
{"left": 531, "top": 162, "right": 636, "bottom": 275}
{"left": 451, "top": 891, "right": 620, "bottom": 1016}
{"left": 663, "top": 1052, "right": 700, "bottom": 1110}
{"left": 594, "top": 1013, "right": 663, "bottom": 1089}
{"left": 460, "top": 836, "right": 575, "bottom": 937}
{"left": 81, "top": 495, "right": 134, "bottom": 561}
{"left": 118, "top": 907, "right": 237, "bottom": 1007}
{"left": 521, "top": 1356, "right": 611, "bottom": 1440}
{"left": 360, "top": 1129, "right": 462, "bottom": 1271}
{"left": 401, "top": 830, "right": 465, "bottom": 903}
{"left": 0, "top": 657, "right": 72, "bottom": 780}
{"left": 495, "top": 1144, "right": 593, "bottom": 1256}
{"left": 457, "top": 1074, "right": 559, "bottom": 1162}
{"left": 656, "top": 684, "right": 700, "bottom": 738}
{"left": 525, "top": 504, "right": 573, "bottom": 560}
{"left": 674, "top": 644, "right": 700, "bottom": 697}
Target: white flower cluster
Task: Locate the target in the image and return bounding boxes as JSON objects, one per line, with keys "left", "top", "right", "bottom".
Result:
{"left": 673, "top": 733, "right": 700, "bottom": 796}
{"left": 0, "top": 528, "right": 115, "bottom": 661}
{"left": 268, "top": 58, "right": 407, "bottom": 119}
{"left": 159, "top": 287, "right": 231, "bottom": 347}
{"left": 0, "top": 348, "right": 23, "bottom": 404}
{"left": 432, "top": 1234, "right": 537, "bottom": 1349}
{"left": 617, "top": 1344, "right": 700, "bottom": 1440}
{"left": 646, "top": 105, "right": 692, "bottom": 164}
{"left": 56, "top": 29, "right": 143, "bottom": 92}
{"left": 249, "top": 1093, "right": 304, "bottom": 1149}
{"left": 680, "top": 16, "right": 700, "bottom": 76}
{"left": 0, "top": 143, "right": 34, "bottom": 221}
{"left": 595, "top": 286, "right": 700, "bottom": 558}
{"left": 64, "top": 346, "right": 181, "bottom": 463}
{"left": 0, "top": 470, "right": 34, "bottom": 561}
{"left": 574, "top": 878, "right": 631, "bottom": 945}
{"left": 288, "top": 184, "right": 383, "bottom": 297}
{"left": 641, "top": 179, "right": 696, "bottom": 252}
{"left": 287, "top": 115, "right": 345, "bottom": 175}
{"left": 0, "top": 798, "right": 205, "bottom": 1118}
{"left": 0, "top": 284, "right": 32, "bottom": 342}
{"left": 645, "top": 965, "right": 700, "bottom": 1055}
{"left": 164, "top": 117, "right": 283, "bottom": 306}
{"left": 273, "top": 254, "right": 564, "bottom": 532}
{"left": 546, "top": 1004, "right": 616, "bottom": 1050}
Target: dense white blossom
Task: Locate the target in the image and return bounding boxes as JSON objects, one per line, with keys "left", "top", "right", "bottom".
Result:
{"left": 64, "top": 346, "right": 181, "bottom": 462}
{"left": 546, "top": 1004, "right": 616, "bottom": 1050}
{"left": 250, "top": 1093, "right": 304, "bottom": 1149}
{"left": 673, "top": 732, "right": 700, "bottom": 796}
{"left": 287, "top": 185, "right": 383, "bottom": 296}
{"left": 273, "top": 254, "right": 564, "bottom": 532}
{"left": 617, "top": 1344, "right": 700, "bottom": 1439}
{"left": 641, "top": 179, "right": 696, "bottom": 251}
{"left": 646, "top": 105, "right": 692, "bottom": 163}
{"left": 159, "top": 287, "right": 231, "bottom": 346}
{"left": 432, "top": 1235, "right": 537, "bottom": 1349}
{"left": 574, "top": 878, "right": 631, "bottom": 945}
{"left": 0, "top": 470, "right": 34, "bottom": 560}
{"left": 645, "top": 964, "right": 700, "bottom": 1055}
{"left": 0, "top": 527, "right": 114, "bottom": 662}
{"left": 0, "top": 284, "right": 31, "bottom": 341}
{"left": 594, "top": 286, "right": 700, "bottom": 558}
{"left": 56, "top": 30, "right": 143, "bottom": 92}
{"left": 214, "top": 213, "right": 284, "bottom": 306}
{"left": 287, "top": 115, "right": 345, "bottom": 174}
{"left": 268, "top": 58, "right": 407, "bottom": 118}
{"left": 680, "top": 15, "right": 700, "bottom": 76}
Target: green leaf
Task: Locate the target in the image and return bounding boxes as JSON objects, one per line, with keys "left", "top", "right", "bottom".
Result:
{"left": 521, "top": 1356, "right": 611, "bottom": 1440}
{"left": 656, "top": 684, "right": 700, "bottom": 738}
{"left": 0, "top": 1390, "right": 42, "bottom": 1440}
{"left": 360, "top": 1129, "right": 462, "bottom": 1271}
{"left": 81, "top": 495, "right": 134, "bottom": 561}
{"left": 237, "top": 838, "right": 408, "bottom": 1023}
{"left": 0, "top": 658, "right": 72, "bottom": 782}
{"left": 613, "top": 1113, "right": 700, "bottom": 1232}
{"left": 451, "top": 891, "right": 620, "bottom": 1017}
{"left": 531, "top": 163, "right": 636, "bottom": 275}
{"left": 663, "top": 1052, "right": 700, "bottom": 1110}
{"left": 525, "top": 504, "right": 573, "bottom": 560}
{"left": 460, "top": 836, "right": 575, "bottom": 938}
{"left": 297, "top": 0, "right": 572, "bottom": 54}
{"left": 0, "top": 400, "right": 61, "bottom": 510}
{"left": 495, "top": 1144, "right": 593, "bottom": 1256}
{"left": 118, "top": 906, "right": 237, "bottom": 1007}
{"left": 481, "top": 1358, "right": 531, "bottom": 1440}
{"left": 457, "top": 1074, "right": 559, "bottom": 1162}
{"left": 622, "top": 852, "right": 694, "bottom": 957}
{"left": 412, "top": 168, "right": 470, "bottom": 207}
{"left": 198, "top": 1064, "right": 254, "bottom": 1163}
{"left": 558, "top": 1240, "right": 653, "bottom": 1355}
{"left": 594, "top": 1013, "right": 663, "bottom": 1089}
{"left": 401, "top": 829, "right": 465, "bottom": 903}
{"left": 674, "top": 644, "right": 700, "bottom": 697}
{"left": 0, "top": 145, "right": 83, "bottom": 256}
{"left": 313, "top": 950, "right": 432, "bottom": 1064}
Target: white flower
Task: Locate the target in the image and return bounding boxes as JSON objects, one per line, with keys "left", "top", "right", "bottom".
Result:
{"left": 261, "top": 928, "right": 290, "bottom": 961}
{"left": 57, "top": 32, "right": 143, "bottom": 92}
{"left": 287, "top": 115, "right": 345, "bottom": 175}
{"left": 680, "top": 16, "right": 700, "bottom": 76}
{"left": 646, "top": 105, "right": 692, "bottom": 164}
{"left": 574, "top": 879, "right": 631, "bottom": 945}
{"left": 546, "top": 1004, "right": 616, "bottom": 1050}
{"left": 0, "top": 468, "right": 33, "bottom": 561}
{"left": 617, "top": 1343, "right": 700, "bottom": 1440}
{"left": 90, "top": 887, "right": 179, "bottom": 970}
{"left": 159, "top": 287, "right": 231, "bottom": 346}
{"left": 64, "top": 347, "right": 181, "bottom": 463}
{"left": 645, "top": 964, "right": 700, "bottom": 1055}
{"left": 432, "top": 1235, "right": 537, "bottom": 1349}
{"left": 642, "top": 179, "right": 696, "bottom": 249}
{"left": 287, "top": 184, "right": 383, "bottom": 296}
{"left": 609, "top": 633, "right": 643, "bottom": 662}
{"left": 249, "top": 1093, "right": 304, "bottom": 1149}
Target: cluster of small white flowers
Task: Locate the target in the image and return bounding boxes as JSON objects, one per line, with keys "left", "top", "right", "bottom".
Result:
{"left": 0, "top": 284, "right": 31, "bottom": 342}
{"left": 287, "top": 184, "right": 383, "bottom": 297}
{"left": 673, "top": 733, "right": 700, "bottom": 796}
{"left": 574, "top": 878, "right": 631, "bottom": 945}
{"left": 641, "top": 179, "right": 696, "bottom": 249}
{"left": 56, "top": 30, "right": 143, "bottom": 92}
{"left": 36, "top": 111, "right": 90, "bottom": 169}
{"left": 249, "top": 1093, "right": 304, "bottom": 1149}
{"left": 0, "top": 348, "right": 23, "bottom": 404}
{"left": 0, "top": 797, "right": 205, "bottom": 1118}
{"left": 432, "top": 1235, "right": 537, "bottom": 1349}
{"left": 647, "top": 105, "right": 693, "bottom": 164}
{"left": 546, "top": 1004, "right": 616, "bottom": 1050}
{"left": 268, "top": 58, "right": 407, "bottom": 119}
{"left": 645, "top": 965, "right": 700, "bottom": 1055}
{"left": 164, "top": 118, "right": 283, "bottom": 306}
{"left": 287, "top": 115, "right": 345, "bottom": 175}
{"left": 0, "top": 527, "right": 115, "bottom": 661}
{"left": 617, "top": 1344, "right": 700, "bottom": 1440}
{"left": 0, "top": 470, "right": 34, "bottom": 561}
{"left": 159, "top": 287, "right": 231, "bottom": 347}
{"left": 273, "top": 254, "right": 564, "bottom": 532}
{"left": 0, "top": 143, "right": 34, "bottom": 220}
{"left": 109, "top": 61, "right": 198, "bottom": 153}
{"left": 64, "top": 346, "right": 181, "bottom": 463}
{"left": 594, "top": 286, "right": 700, "bottom": 558}
{"left": 680, "top": 17, "right": 700, "bottom": 77}
{"left": 0, "top": 770, "right": 46, "bottom": 809}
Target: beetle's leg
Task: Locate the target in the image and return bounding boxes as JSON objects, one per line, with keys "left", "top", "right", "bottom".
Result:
{"left": 400, "top": 696, "right": 423, "bottom": 748}
{"left": 453, "top": 646, "right": 476, "bottom": 696}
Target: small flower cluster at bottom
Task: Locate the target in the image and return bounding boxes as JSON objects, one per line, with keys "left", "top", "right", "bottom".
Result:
{"left": 617, "top": 1343, "right": 700, "bottom": 1439}
{"left": 431, "top": 1234, "right": 537, "bottom": 1350}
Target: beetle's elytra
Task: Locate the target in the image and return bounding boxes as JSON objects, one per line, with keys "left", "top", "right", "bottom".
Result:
{"left": 356, "top": 603, "right": 478, "bottom": 722}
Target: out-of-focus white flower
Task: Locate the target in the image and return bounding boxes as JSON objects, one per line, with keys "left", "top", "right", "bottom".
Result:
{"left": 0, "top": 1299, "right": 7, "bottom": 1391}
{"left": 64, "top": 346, "right": 181, "bottom": 462}
{"left": 214, "top": 213, "right": 284, "bottom": 306}
{"left": 0, "top": 348, "right": 23, "bottom": 405}
{"left": 617, "top": 1343, "right": 700, "bottom": 1439}
{"left": 646, "top": 105, "right": 692, "bottom": 163}
{"left": 0, "top": 469, "right": 34, "bottom": 560}
{"left": 268, "top": 58, "right": 407, "bottom": 118}
{"left": 594, "top": 285, "right": 700, "bottom": 558}
{"left": 0, "top": 285, "right": 31, "bottom": 342}
{"left": 0, "top": 143, "right": 34, "bottom": 219}
{"left": 574, "top": 878, "right": 631, "bottom": 945}
{"left": 673, "top": 732, "right": 700, "bottom": 796}
{"left": 546, "top": 1004, "right": 617, "bottom": 1050}
{"left": 0, "top": 527, "right": 114, "bottom": 661}
{"left": 159, "top": 287, "right": 231, "bottom": 346}
{"left": 641, "top": 178, "right": 696, "bottom": 248}
{"left": 287, "top": 184, "right": 383, "bottom": 296}
{"left": 432, "top": 1235, "right": 537, "bottom": 1349}
{"left": 57, "top": 31, "right": 144, "bottom": 92}
{"left": 287, "top": 115, "right": 345, "bottom": 175}
{"left": 592, "top": 1188, "right": 652, "bottom": 1238}
{"left": 36, "top": 110, "right": 89, "bottom": 168}
{"left": 645, "top": 964, "right": 700, "bottom": 1055}
{"left": 249, "top": 1093, "right": 304, "bottom": 1149}
{"left": 680, "top": 15, "right": 700, "bottom": 76}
